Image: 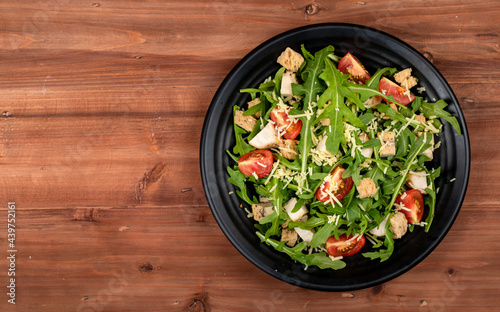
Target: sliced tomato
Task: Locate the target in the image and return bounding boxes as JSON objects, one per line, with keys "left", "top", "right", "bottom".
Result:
{"left": 395, "top": 189, "right": 424, "bottom": 224}
{"left": 270, "top": 106, "right": 303, "bottom": 140}
{"left": 238, "top": 150, "right": 273, "bottom": 178}
{"left": 326, "top": 234, "right": 366, "bottom": 257}
{"left": 315, "top": 166, "right": 353, "bottom": 203}
{"left": 379, "top": 77, "right": 415, "bottom": 105}
{"left": 338, "top": 52, "right": 371, "bottom": 83}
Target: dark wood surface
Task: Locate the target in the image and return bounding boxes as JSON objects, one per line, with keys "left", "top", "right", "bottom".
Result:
{"left": 1, "top": 1, "right": 499, "bottom": 311}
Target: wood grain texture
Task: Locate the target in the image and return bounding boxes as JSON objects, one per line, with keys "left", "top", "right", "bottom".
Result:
{"left": 0, "top": 0, "right": 499, "bottom": 311}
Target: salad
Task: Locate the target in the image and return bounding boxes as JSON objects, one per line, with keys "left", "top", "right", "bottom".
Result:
{"left": 227, "top": 45, "right": 461, "bottom": 270}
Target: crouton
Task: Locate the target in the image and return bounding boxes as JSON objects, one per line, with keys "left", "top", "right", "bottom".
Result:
{"left": 277, "top": 47, "right": 304, "bottom": 72}
{"left": 407, "top": 171, "right": 428, "bottom": 194}
{"left": 280, "top": 70, "right": 298, "bottom": 97}
{"left": 247, "top": 98, "right": 261, "bottom": 118}
{"left": 378, "top": 131, "right": 396, "bottom": 157}
{"left": 401, "top": 76, "right": 418, "bottom": 90}
{"left": 390, "top": 212, "right": 408, "bottom": 239}
{"left": 281, "top": 227, "right": 298, "bottom": 247}
{"left": 358, "top": 132, "right": 373, "bottom": 158}
{"left": 284, "top": 197, "right": 308, "bottom": 222}
{"left": 249, "top": 122, "right": 280, "bottom": 149}
{"left": 394, "top": 68, "right": 412, "bottom": 85}
{"left": 278, "top": 139, "right": 298, "bottom": 160}
{"left": 234, "top": 109, "right": 256, "bottom": 132}
{"left": 357, "top": 177, "right": 378, "bottom": 198}
{"left": 415, "top": 114, "right": 426, "bottom": 124}
{"left": 363, "top": 95, "right": 382, "bottom": 109}
{"left": 251, "top": 203, "right": 274, "bottom": 222}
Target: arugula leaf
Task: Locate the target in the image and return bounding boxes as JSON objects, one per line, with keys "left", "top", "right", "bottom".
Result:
{"left": 227, "top": 166, "right": 257, "bottom": 205}
{"left": 363, "top": 224, "right": 394, "bottom": 262}
{"left": 310, "top": 221, "right": 336, "bottom": 248}
{"left": 257, "top": 232, "right": 346, "bottom": 270}
{"left": 365, "top": 67, "right": 397, "bottom": 90}
{"left": 316, "top": 59, "right": 365, "bottom": 155}
{"left": 375, "top": 103, "right": 406, "bottom": 123}
{"left": 420, "top": 100, "right": 461, "bottom": 135}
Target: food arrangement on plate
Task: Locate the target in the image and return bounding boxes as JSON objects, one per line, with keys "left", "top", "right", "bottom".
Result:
{"left": 226, "top": 45, "right": 462, "bottom": 270}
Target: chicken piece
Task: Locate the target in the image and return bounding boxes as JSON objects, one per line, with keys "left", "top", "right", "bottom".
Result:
{"left": 378, "top": 131, "right": 396, "bottom": 157}
{"left": 394, "top": 68, "right": 412, "bottom": 85}
{"left": 363, "top": 95, "right": 382, "bottom": 109}
{"left": 390, "top": 212, "right": 408, "bottom": 239}
{"left": 369, "top": 214, "right": 389, "bottom": 237}
{"left": 284, "top": 197, "right": 308, "bottom": 222}
{"left": 249, "top": 122, "right": 280, "bottom": 149}
{"left": 358, "top": 132, "right": 373, "bottom": 158}
{"left": 277, "top": 47, "right": 304, "bottom": 72}
{"left": 407, "top": 171, "right": 428, "bottom": 194}
{"left": 280, "top": 70, "right": 298, "bottom": 97}
{"left": 421, "top": 134, "right": 434, "bottom": 161}
{"left": 281, "top": 227, "right": 298, "bottom": 247}
{"left": 317, "top": 135, "right": 330, "bottom": 154}
{"left": 234, "top": 109, "right": 257, "bottom": 132}
{"left": 278, "top": 139, "right": 298, "bottom": 160}
{"left": 251, "top": 203, "right": 274, "bottom": 222}
{"left": 247, "top": 98, "right": 262, "bottom": 118}
{"left": 295, "top": 227, "right": 314, "bottom": 245}
{"left": 356, "top": 177, "right": 378, "bottom": 198}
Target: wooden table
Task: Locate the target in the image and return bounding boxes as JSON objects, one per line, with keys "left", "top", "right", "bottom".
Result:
{"left": 1, "top": 1, "right": 498, "bottom": 311}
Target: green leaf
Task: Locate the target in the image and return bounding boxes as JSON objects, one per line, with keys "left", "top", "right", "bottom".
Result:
{"left": 362, "top": 226, "right": 394, "bottom": 262}
{"left": 365, "top": 67, "right": 397, "bottom": 90}
{"left": 375, "top": 103, "right": 406, "bottom": 123}
{"left": 256, "top": 232, "right": 346, "bottom": 270}
{"left": 420, "top": 100, "right": 461, "bottom": 135}
{"left": 227, "top": 166, "right": 257, "bottom": 205}
{"left": 292, "top": 46, "right": 333, "bottom": 178}
{"left": 310, "top": 221, "right": 336, "bottom": 248}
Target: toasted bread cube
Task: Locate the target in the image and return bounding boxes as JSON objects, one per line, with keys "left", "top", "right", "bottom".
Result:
{"left": 407, "top": 171, "right": 428, "bottom": 194}
{"left": 247, "top": 98, "right": 261, "bottom": 118}
{"left": 280, "top": 70, "right": 298, "bottom": 97}
{"left": 249, "top": 122, "right": 280, "bottom": 149}
{"left": 284, "top": 197, "right": 308, "bottom": 222}
{"left": 401, "top": 76, "right": 418, "bottom": 90}
{"left": 394, "top": 68, "right": 412, "bottom": 84}
{"left": 378, "top": 131, "right": 396, "bottom": 157}
{"left": 390, "top": 212, "right": 408, "bottom": 239}
{"left": 281, "top": 227, "right": 298, "bottom": 247}
{"left": 357, "top": 177, "right": 378, "bottom": 198}
{"left": 234, "top": 109, "right": 257, "bottom": 132}
{"left": 278, "top": 139, "right": 298, "bottom": 160}
{"left": 277, "top": 47, "right": 304, "bottom": 72}
{"left": 251, "top": 203, "right": 274, "bottom": 222}
{"left": 415, "top": 114, "right": 426, "bottom": 124}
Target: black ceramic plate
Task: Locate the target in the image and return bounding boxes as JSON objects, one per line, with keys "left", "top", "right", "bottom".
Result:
{"left": 200, "top": 23, "right": 470, "bottom": 291}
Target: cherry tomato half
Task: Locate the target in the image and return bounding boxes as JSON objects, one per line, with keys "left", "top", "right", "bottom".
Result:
{"left": 395, "top": 189, "right": 424, "bottom": 224}
{"left": 316, "top": 166, "right": 353, "bottom": 203}
{"left": 270, "top": 106, "right": 303, "bottom": 140}
{"left": 338, "top": 52, "right": 371, "bottom": 83}
{"left": 238, "top": 150, "right": 273, "bottom": 178}
{"left": 379, "top": 77, "right": 415, "bottom": 106}
{"left": 326, "top": 234, "right": 366, "bottom": 257}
